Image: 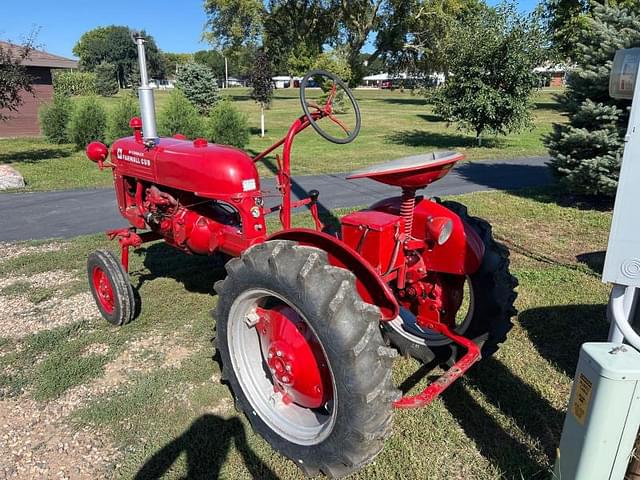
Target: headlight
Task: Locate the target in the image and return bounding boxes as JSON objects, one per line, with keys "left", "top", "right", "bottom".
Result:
{"left": 427, "top": 217, "right": 453, "bottom": 245}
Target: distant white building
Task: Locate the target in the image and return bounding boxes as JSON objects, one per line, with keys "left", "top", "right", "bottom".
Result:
{"left": 533, "top": 64, "right": 570, "bottom": 87}
{"left": 361, "top": 72, "right": 444, "bottom": 88}
{"left": 227, "top": 76, "right": 245, "bottom": 87}
{"left": 150, "top": 78, "right": 175, "bottom": 90}
{"left": 272, "top": 76, "right": 291, "bottom": 88}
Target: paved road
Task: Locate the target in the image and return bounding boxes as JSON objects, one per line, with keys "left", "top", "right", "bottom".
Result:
{"left": 0, "top": 156, "right": 551, "bottom": 242}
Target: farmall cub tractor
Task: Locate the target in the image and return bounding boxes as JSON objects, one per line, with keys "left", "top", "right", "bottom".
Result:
{"left": 85, "top": 36, "right": 517, "bottom": 477}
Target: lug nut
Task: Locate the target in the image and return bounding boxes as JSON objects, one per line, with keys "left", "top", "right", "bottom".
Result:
{"left": 276, "top": 350, "right": 283, "bottom": 357}
{"left": 245, "top": 312, "right": 260, "bottom": 327}
{"left": 285, "top": 364, "right": 292, "bottom": 373}
{"left": 267, "top": 352, "right": 273, "bottom": 359}
{"left": 282, "top": 375, "right": 290, "bottom": 383}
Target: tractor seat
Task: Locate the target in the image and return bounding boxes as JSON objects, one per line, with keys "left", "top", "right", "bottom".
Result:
{"left": 346, "top": 151, "right": 464, "bottom": 189}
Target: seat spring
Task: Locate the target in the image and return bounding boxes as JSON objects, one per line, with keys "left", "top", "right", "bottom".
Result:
{"left": 400, "top": 188, "right": 417, "bottom": 237}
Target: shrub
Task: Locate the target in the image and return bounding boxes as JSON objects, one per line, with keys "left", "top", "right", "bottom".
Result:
{"left": 545, "top": 3, "right": 640, "bottom": 196}
{"left": 157, "top": 89, "right": 204, "bottom": 139}
{"left": 39, "top": 94, "right": 73, "bottom": 144}
{"left": 52, "top": 70, "right": 97, "bottom": 96}
{"left": 67, "top": 96, "right": 107, "bottom": 149}
{"left": 207, "top": 100, "right": 249, "bottom": 149}
{"left": 175, "top": 62, "right": 218, "bottom": 114}
{"left": 106, "top": 94, "right": 140, "bottom": 143}
{"left": 95, "top": 62, "right": 119, "bottom": 97}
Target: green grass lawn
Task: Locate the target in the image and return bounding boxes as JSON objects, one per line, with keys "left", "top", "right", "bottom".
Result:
{"left": 0, "top": 186, "right": 611, "bottom": 479}
{"left": 0, "top": 87, "right": 565, "bottom": 192}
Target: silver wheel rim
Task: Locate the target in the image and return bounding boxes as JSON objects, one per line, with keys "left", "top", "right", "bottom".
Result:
{"left": 387, "top": 276, "right": 475, "bottom": 347}
{"left": 227, "top": 288, "right": 337, "bottom": 446}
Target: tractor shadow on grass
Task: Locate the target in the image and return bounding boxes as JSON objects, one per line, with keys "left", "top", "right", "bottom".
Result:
{"left": 576, "top": 251, "right": 606, "bottom": 275}
{"left": 439, "top": 357, "right": 565, "bottom": 477}
{"left": 519, "top": 303, "right": 608, "bottom": 378}
{"left": 400, "top": 357, "right": 567, "bottom": 476}
{"left": 134, "top": 414, "right": 279, "bottom": 480}
{"left": 132, "top": 242, "right": 228, "bottom": 295}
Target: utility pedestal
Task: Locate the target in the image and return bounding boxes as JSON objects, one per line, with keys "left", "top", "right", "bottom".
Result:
{"left": 554, "top": 344, "right": 640, "bottom": 479}
{"left": 555, "top": 48, "right": 640, "bottom": 480}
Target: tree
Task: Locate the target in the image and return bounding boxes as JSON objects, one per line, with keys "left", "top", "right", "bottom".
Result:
{"left": 262, "top": 0, "right": 336, "bottom": 74}
{"left": 39, "top": 94, "right": 73, "bottom": 143}
{"left": 545, "top": 3, "right": 640, "bottom": 196}
{"left": 162, "top": 52, "right": 193, "bottom": 77}
{"left": 208, "top": 100, "right": 250, "bottom": 148}
{"left": 541, "top": 0, "right": 590, "bottom": 60}
{"left": 541, "top": 0, "right": 636, "bottom": 61}
{"left": 0, "top": 36, "right": 35, "bottom": 122}
{"left": 175, "top": 62, "right": 219, "bottom": 114}
{"left": 203, "top": 0, "right": 336, "bottom": 74}
{"left": 106, "top": 93, "right": 140, "bottom": 143}
{"left": 376, "top": 0, "right": 482, "bottom": 78}
{"left": 67, "top": 96, "right": 107, "bottom": 149}
{"left": 430, "top": 3, "right": 547, "bottom": 146}
{"left": 157, "top": 89, "right": 205, "bottom": 139}
{"left": 203, "top": 0, "right": 264, "bottom": 50}
{"left": 194, "top": 50, "right": 226, "bottom": 78}
{"left": 194, "top": 47, "right": 257, "bottom": 81}
{"left": 73, "top": 26, "right": 165, "bottom": 88}
{"left": 250, "top": 50, "right": 274, "bottom": 137}
{"left": 332, "top": 0, "right": 386, "bottom": 86}
{"left": 95, "top": 62, "right": 119, "bottom": 96}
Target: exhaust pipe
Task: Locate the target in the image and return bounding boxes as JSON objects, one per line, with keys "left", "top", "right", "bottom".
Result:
{"left": 134, "top": 34, "right": 158, "bottom": 144}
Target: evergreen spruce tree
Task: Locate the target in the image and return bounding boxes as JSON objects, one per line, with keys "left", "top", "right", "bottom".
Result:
{"left": 545, "top": 3, "right": 640, "bottom": 196}
{"left": 175, "top": 62, "right": 219, "bottom": 115}
{"left": 95, "top": 62, "right": 119, "bottom": 96}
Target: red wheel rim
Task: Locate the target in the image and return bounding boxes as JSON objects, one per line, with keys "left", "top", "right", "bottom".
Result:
{"left": 92, "top": 266, "right": 115, "bottom": 314}
{"left": 255, "top": 305, "right": 331, "bottom": 409}
{"left": 228, "top": 288, "right": 337, "bottom": 445}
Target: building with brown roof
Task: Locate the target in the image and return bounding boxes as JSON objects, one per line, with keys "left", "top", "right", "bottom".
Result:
{"left": 0, "top": 41, "right": 78, "bottom": 138}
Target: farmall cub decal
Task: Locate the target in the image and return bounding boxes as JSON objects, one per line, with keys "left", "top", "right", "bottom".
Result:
{"left": 116, "top": 148, "right": 152, "bottom": 167}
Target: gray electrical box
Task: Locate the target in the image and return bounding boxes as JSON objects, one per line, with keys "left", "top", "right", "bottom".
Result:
{"left": 554, "top": 343, "right": 640, "bottom": 479}
{"left": 603, "top": 48, "right": 640, "bottom": 288}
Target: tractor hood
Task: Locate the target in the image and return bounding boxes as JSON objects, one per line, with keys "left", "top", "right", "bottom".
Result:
{"left": 110, "top": 137, "right": 260, "bottom": 199}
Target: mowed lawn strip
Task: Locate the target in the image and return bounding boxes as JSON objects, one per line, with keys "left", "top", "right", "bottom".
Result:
{"left": 0, "top": 186, "right": 609, "bottom": 479}
{"left": 0, "top": 88, "right": 565, "bottom": 192}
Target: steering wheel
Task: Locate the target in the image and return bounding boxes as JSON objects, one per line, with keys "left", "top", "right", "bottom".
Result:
{"left": 300, "top": 69, "right": 361, "bottom": 144}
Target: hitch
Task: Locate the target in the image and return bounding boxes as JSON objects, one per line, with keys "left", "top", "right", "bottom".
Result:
{"left": 393, "top": 321, "right": 480, "bottom": 409}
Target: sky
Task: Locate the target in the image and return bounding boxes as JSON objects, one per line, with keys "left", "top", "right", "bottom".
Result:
{"left": 1, "top": 0, "right": 541, "bottom": 59}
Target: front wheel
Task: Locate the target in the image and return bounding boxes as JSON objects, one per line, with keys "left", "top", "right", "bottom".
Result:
{"left": 382, "top": 201, "right": 518, "bottom": 364}
{"left": 214, "top": 241, "right": 399, "bottom": 477}
{"left": 87, "top": 249, "right": 136, "bottom": 326}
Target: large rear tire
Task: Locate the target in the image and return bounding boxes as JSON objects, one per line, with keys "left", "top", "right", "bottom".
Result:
{"left": 214, "top": 240, "right": 399, "bottom": 478}
{"left": 382, "top": 201, "right": 518, "bottom": 364}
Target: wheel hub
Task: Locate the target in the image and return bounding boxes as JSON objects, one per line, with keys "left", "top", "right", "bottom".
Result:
{"left": 92, "top": 266, "right": 114, "bottom": 313}
{"left": 254, "top": 305, "right": 329, "bottom": 409}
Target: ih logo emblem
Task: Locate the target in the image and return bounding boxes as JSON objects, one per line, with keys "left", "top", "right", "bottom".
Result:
{"left": 116, "top": 148, "right": 151, "bottom": 167}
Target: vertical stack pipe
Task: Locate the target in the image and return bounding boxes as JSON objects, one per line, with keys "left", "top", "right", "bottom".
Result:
{"left": 134, "top": 35, "right": 158, "bottom": 143}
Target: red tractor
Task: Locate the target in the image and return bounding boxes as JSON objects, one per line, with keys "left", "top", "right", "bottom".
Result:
{"left": 85, "top": 36, "right": 517, "bottom": 478}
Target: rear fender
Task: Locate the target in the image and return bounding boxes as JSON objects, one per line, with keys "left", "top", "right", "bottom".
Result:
{"left": 369, "top": 196, "right": 484, "bottom": 275}
{"left": 268, "top": 228, "right": 399, "bottom": 320}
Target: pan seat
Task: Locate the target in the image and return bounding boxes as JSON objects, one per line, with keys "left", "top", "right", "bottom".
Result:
{"left": 347, "top": 151, "right": 463, "bottom": 189}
